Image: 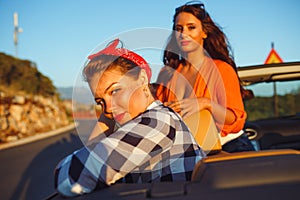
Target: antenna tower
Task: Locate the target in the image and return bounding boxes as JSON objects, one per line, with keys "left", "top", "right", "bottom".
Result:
{"left": 13, "top": 12, "right": 23, "bottom": 57}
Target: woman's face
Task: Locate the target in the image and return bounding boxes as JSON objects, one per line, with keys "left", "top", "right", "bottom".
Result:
{"left": 174, "top": 12, "right": 207, "bottom": 53}
{"left": 89, "top": 67, "right": 148, "bottom": 125}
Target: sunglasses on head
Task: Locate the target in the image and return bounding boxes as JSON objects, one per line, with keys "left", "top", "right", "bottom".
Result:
{"left": 175, "top": 1, "right": 206, "bottom": 20}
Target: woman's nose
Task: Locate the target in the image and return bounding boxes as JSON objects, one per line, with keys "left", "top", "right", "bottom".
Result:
{"left": 179, "top": 29, "right": 188, "bottom": 38}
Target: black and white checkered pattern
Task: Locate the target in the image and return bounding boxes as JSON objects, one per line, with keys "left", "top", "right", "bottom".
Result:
{"left": 55, "top": 100, "right": 206, "bottom": 197}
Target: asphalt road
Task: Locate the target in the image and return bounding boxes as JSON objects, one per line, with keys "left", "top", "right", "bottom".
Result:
{"left": 0, "top": 120, "right": 96, "bottom": 200}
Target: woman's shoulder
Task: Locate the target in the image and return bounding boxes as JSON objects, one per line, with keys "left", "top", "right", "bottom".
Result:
{"left": 148, "top": 100, "right": 172, "bottom": 114}
{"left": 212, "top": 59, "right": 237, "bottom": 75}
{"left": 213, "top": 59, "right": 232, "bottom": 69}
{"left": 147, "top": 100, "right": 181, "bottom": 119}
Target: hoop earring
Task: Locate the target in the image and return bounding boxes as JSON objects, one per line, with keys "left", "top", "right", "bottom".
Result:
{"left": 143, "top": 87, "right": 149, "bottom": 98}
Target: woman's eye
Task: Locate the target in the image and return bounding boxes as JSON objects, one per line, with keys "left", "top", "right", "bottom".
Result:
{"left": 111, "top": 88, "right": 120, "bottom": 95}
{"left": 175, "top": 26, "right": 182, "bottom": 32}
{"left": 96, "top": 100, "right": 104, "bottom": 106}
{"left": 188, "top": 26, "right": 196, "bottom": 30}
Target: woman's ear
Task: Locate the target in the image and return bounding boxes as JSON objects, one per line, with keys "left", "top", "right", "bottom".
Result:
{"left": 202, "top": 31, "right": 207, "bottom": 39}
{"left": 139, "top": 69, "right": 149, "bottom": 85}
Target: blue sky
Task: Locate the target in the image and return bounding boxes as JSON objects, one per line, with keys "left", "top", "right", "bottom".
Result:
{"left": 1, "top": 0, "right": 300, "bottom": 95}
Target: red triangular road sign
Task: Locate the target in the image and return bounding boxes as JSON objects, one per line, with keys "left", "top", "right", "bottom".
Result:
{"left": 264, "top": 48, "right": 283, "bottom": 64}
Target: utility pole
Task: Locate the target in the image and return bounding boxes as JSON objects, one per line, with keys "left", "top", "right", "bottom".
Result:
{"left": 264, "top": 42, "right": 283, "bottom": 117}
{"left": 13, "top": 12, "right": 23, "bottom": 58}
{"left": 271, "top": 42, "right": 278, "bottom": 117}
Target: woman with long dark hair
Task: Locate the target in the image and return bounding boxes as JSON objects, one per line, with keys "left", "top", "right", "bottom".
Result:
{"left": 156, "top": 1, "right": 254, "bottom": 153}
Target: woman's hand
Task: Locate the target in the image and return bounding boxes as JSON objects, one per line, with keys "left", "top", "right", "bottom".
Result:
{"left": 165, "top": 97, "right": 211, "bottom": 118}
{"left": 165, "top": 97, "right": 236, "bottom": 126}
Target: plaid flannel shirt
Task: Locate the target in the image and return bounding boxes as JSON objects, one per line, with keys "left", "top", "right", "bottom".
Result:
{"left": 55, "top": 100, "right": 205, "bottom": 197}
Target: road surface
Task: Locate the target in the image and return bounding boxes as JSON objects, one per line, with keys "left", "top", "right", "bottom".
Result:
{"left": 0, "top": 119, "right": 96, "bottom": 200}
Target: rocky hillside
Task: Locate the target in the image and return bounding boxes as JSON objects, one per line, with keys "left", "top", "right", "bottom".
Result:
{"left": 0, "top": 53, "right": 71, "bottom": 143}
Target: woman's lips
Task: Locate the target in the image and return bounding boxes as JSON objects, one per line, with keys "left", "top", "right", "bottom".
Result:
{"left": 113, "top": 112, "right": 125, "bottom": 122}
{"left": 180, "top": 40, "right": 190, "bottom": 46}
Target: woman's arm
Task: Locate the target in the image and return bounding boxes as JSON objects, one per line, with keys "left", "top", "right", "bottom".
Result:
{"left": 55, "top": 108, "right": 176, "bottom": 197}
{"left": 88, "top": 113, "right": 116, "bottom": 142}
{"left": 167, "top": 97, "right": 236, "bottom": 125}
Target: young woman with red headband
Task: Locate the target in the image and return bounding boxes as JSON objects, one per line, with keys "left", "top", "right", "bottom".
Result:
{"left": 54, "top": 39, "right": 205, "bottom": 197}
{"left": 156, "top": 2, "right": 255, "bottom": 153}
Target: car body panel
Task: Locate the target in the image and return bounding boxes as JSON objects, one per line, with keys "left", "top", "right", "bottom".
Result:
{"left": 50, "top": 150, "right": 300, "bottom": 200}
{"left": 237, "top": 61, "right": 300, "bottom": 86}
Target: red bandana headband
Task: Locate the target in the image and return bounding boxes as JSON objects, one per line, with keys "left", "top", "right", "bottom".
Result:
{"left": 88, "top": 39, "right": 152, "bottom": 80}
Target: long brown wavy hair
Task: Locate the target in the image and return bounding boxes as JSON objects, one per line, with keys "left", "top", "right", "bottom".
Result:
{"left": 164, "top": 3, "right": 236, "bottom": 69}
{"left": 160, "top": 2, "right": 248, "bottom": 97}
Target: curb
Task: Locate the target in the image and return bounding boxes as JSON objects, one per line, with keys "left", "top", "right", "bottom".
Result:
{"left": 0, "top": 123, "right": 78, "bottom": 151}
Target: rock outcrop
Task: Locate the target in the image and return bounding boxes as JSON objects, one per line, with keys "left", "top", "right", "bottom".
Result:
{"left": 0, "top": 93, "right": 72, "bottom": 143}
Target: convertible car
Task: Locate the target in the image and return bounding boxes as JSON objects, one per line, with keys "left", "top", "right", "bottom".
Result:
{"left": 239, "top": 61, "right": 300, "bottom": 151}
{"left": 48, "top": 62, "right": 300, "bottom": 200}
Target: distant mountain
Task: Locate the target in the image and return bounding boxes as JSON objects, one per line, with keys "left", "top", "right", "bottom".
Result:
{"left": 57, "top": 86, "right": 94, "bottom": 104}
{"left": 57, "top": 87, "right": 73, "bottom": 99}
